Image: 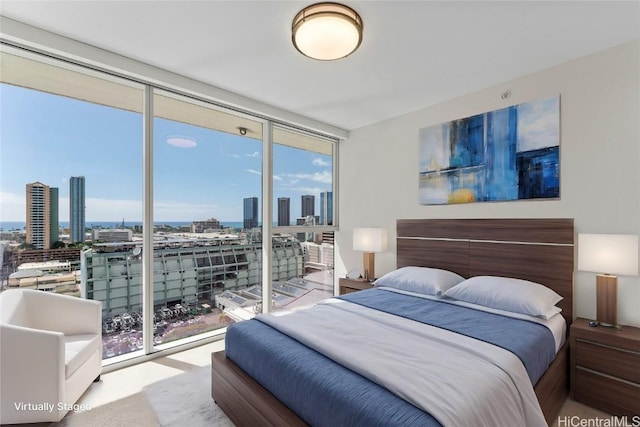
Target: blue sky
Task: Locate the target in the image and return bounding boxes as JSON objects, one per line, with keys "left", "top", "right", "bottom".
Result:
{"left": 0, "top": 83, "right": 332, "bottom": 223}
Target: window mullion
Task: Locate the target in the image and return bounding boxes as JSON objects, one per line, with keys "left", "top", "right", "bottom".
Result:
{"left": 142, "top": 85, "right": 154, "bottom": 354}
{"left": 261, "top": 122, "right": 273, "bottom": 313}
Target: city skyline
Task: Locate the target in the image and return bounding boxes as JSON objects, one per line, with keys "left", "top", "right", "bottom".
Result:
{"left": 9, "top": 185, "right": 331, "bottom": 231}
{"left": 0, "top": 83, "right": 333, "bottom": 223}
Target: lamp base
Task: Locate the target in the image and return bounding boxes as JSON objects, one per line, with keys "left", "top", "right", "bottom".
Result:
{"left": 596, "top": 274, "right": 618, "bottom": 328}
{"left": 363, "top": 252, "right": 375, "bottom": 282}
{"left": 595, "top": 321, "right": 622, "bottom": 330}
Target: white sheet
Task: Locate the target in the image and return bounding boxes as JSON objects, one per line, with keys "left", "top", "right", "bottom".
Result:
{"left": 259, "top": 299, "right": 548, "bottom": 427}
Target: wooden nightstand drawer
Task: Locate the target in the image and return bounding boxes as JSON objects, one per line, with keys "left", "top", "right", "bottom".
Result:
{"left": 570, "top": 318, "right": 640, "bottom": 416}
{"left": 574, "top": 368, "right": 640, "bottom": 415}
{"left": 338, "top": 278, "right": 373, "bottom": 295}
{"left": 575, "top": 339, "right": 640, "bottom": 383}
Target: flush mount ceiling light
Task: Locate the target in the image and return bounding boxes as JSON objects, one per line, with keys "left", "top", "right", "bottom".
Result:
{"left": 292, "top": 2, "right": 363, "bottom": 61}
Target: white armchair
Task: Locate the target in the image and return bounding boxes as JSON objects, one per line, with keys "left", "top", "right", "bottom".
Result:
{"left": 0, "top": 289, "right": 102, "bottom": 424}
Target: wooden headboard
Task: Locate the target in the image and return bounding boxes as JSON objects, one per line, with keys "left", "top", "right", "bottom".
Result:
{"left": 397, "top": 218, "right": 574, "bottom": 324}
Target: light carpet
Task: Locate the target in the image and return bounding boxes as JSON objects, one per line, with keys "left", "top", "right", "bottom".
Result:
{"left": 56, "top": 392, "right": 157, "bottom": 427}
{"left": 143, "top": 366, "right": 234, "bottom": 427}
{"left": 53, "top": 366, "right": 233, "bottom": 427}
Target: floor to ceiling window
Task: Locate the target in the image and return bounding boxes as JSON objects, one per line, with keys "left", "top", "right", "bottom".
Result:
{"left": 151, "top": 90, "right": 265, "bottom": 346}
{"left": 0, "top": 49, "right": 145, "bottom": 360}
{"left": 270, "top": 127, "right": 336, "bottom": 311}
{"left": 0, "top": 44, "right": 338, "bottom": 364}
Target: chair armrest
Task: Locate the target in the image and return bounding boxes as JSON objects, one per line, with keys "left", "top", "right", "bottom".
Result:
{"left": 0, "top": 323, "right": 65, "bottom": 411}
{"left": 23, "top": 290, "right": 101, "bottom": 335}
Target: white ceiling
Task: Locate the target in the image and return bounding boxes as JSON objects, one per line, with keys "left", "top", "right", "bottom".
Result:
{"left": 1, "top": 1, "right": 638, "bottom": 131}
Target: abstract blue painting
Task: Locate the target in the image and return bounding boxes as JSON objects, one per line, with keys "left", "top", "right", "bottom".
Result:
{"left": 418, "top": 96, "right": 559, "bottom": 205}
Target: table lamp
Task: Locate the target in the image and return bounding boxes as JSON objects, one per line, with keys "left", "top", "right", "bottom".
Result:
{"left": 353, "top": 228, "right": 388, "bottom": 281}
{"left": 578, "top": 233, "right": 639, "bottom": 328}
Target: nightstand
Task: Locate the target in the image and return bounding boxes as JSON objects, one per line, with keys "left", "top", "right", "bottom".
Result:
{"left": 570, "top": 318, "right": 640, "bottom": 416}
{"left": 338, "top": 278, "right": 374, "bottom": 295}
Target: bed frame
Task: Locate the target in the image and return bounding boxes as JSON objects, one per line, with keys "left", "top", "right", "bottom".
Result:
{"left": 212, "top": 218, "right": 574, "bottom": 426}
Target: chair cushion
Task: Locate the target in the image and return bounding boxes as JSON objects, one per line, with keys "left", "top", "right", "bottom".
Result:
{"left": 64, "top": 334, "right": 101, "bottom": 379}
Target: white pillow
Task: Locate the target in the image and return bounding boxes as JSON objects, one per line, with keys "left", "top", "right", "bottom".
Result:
{"left": 443, "top": 276, "right": 563, "bottom": 318}
{"left": 541, "top": 305, "right": 563, "bottom": 321}
{"left": 373, "top": 266, "right": 465, "bottom": 296}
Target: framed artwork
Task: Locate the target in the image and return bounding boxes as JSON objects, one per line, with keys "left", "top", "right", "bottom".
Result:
{"left": 418, "top": 96, "right": 560, "bottom": 205}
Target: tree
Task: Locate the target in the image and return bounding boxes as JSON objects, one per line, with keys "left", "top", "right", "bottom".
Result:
{"left": 51, "top": 241, "right": 66, "bottom": 249}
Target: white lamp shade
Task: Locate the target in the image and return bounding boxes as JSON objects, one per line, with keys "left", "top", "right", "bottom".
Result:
{"left": 353, "top": 228, "right": 388, "bottom": 253}
{"left": 578, "top": 234, "right": 639, "bottom": 276}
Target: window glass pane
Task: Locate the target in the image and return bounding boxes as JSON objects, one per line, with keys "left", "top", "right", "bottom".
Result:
{"left": 0, "top": 47, "right": 340, "bottom": 364}
{"left": 0, "top": 50, "right": 144, "bottom": 361}
{"left": 271, "top": 127, "right": 335, "bottom": 309}
{"left": 152, "top": 90, "right": 263, "bottom": 346}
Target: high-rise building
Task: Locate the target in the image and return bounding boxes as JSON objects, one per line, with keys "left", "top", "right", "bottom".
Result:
{"left": 277, "top": 197, "right": 290, "bottom": 226}
{"left": 26, "top": 182, "right": 58, "bottom": 249}
{"left": 320, "top": 191, "right": 333, "bottom": 225}
{"left": 301, "top": 195, "right": 315, "bottom": 217}
{"left": 70, "top": 176, "right": 86, "bottom": 243}
{"left": 243, "top": 197, "right": 259, "bottom": 229}
{"left": 49, "top": 186, "right": 59, "bottom": 245}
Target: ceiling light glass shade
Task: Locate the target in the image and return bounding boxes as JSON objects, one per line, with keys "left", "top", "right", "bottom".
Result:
{"left": 292, "top": 3, "right": 363, "bottom": 61}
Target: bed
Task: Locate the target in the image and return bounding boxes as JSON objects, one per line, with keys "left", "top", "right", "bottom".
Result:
{"left": 211, "top": 218, "right": 574, "bottom": 426}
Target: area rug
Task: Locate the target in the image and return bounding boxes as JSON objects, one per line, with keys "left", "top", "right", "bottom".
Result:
{"left": 56, "top": 392, "right": 157, "bottom": 427}
{"left": 143, "top": 366, "right": 234, "bottom": 427}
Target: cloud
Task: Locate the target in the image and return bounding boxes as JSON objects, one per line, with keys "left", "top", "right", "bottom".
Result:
{"left": 282, "top": 170, "right": 332, "bottom": 184}
{"left": 227, "top": 151, "right": 258, "bottom": 159}
{"left": 290, "top": 187, "right": 327, "bottom": 196}
{"left": 245, "top": 170, "right": 281, "bottom": 181}
{"left": 312, "top": 157, "right": 330, "bottom": 167}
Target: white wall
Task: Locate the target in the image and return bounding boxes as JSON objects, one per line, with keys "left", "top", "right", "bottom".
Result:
{"left": 337, "top": 40, "right": 640, "bottom": 327}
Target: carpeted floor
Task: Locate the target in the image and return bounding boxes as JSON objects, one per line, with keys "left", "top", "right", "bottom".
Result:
{"left": 144, "top": 366, "right": 233, "bottom": 427}
{"left": 53, "top": 367, "right": 233, "bottom": 427}
{"left": 57, "top": 392, "right": 158, "bottom": 427}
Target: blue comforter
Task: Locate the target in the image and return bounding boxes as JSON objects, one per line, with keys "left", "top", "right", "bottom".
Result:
{"left": 225, "top": 288, "right": 556, "bottom": 426}
{"left": 226, "top": 319, "right": 440, "bottom": 426}
{"left": 339, "top": 288, "right": 556, "bottom": 384}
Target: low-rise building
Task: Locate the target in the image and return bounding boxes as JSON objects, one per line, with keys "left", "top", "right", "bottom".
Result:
{"left": 190, "top": 218, "right": 222, "bottom": 233}
{"left": 92, "top": 228, "right": 133, "bottom": 243}
{"left": 82, "top": 239, "right": 304, "bottom": 318}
